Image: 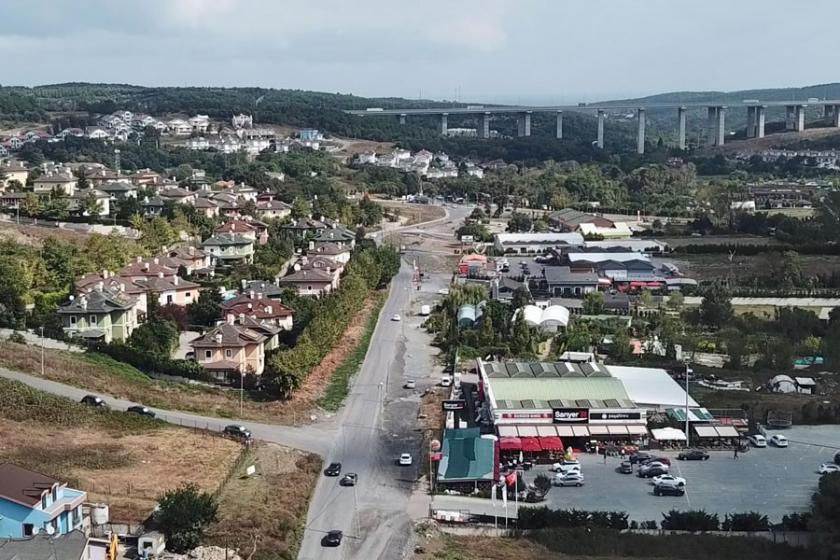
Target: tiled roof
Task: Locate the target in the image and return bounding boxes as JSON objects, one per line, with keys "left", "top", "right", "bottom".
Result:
{"left": 57, "top": 288, "right": 136, "bottom": 314}
{"left": 278, "top": 268, "right": 334, "bottom": 284}
{"left": 191, "top": 323, "right": 266, "bottom": 348}
{"left": 0, "top": 464, "right": 59, "bottom": 507}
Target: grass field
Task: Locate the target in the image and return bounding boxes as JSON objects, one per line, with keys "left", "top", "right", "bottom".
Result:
{"left": 671, "top": 252, "right": 840, "bottom": 282}
{"left": 0, "top": 378, "right": 243, "bottom": 522}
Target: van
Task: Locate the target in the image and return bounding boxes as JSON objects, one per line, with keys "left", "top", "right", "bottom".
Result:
{"left": 419, "top": 305, "right": 431, "bottom": 316}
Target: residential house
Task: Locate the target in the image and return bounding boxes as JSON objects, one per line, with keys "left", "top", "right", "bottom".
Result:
{"left": 188, "top": 137, "right": 210, "bottom": 150}
{"left": 56, "top": 288, "right": 138, "bottom": 343}
{"left": 97, "top": 181, "right": 137, "bottom": 200}
{"left": 84, "top": 126, "right": 110, "bottom": 140}
{"left": 214, "top": 219, "right": 269, "bottom": 245}
{"left": 188, "top": 115, "right": 210, "bottom": 133}
{"left": 310, "top": 242, "right": 351, "bottom": 264}
{"left": 299, "top": 254, "right": 345, "bottom": 277}
{"left": 76, "top": 272, "right": 148, "bottom": 316}
{"left": 0, "top": 192, "right": 27, "bottom": 209}
{"left": 281, "top": 217, "right": 327, "bottom": 238}
{"left": 277, "top": 268, "right": 336, "bottom": 297}
{"left": 0, "top": 161, "right": 28, "bottom": 190}
{"left": 240, "top": 280, "right": 285, "bottom": 300}
{"left": 141, "top": 196, "right": 165, "bottom": 216}
{"left": 66, "top": 189, "right": 111, "bottom": 217}
{"left": 190, "top": 321, "right": 267, "bottom": 380}
{"left": 163, "top": 246, "right": 212, "bottom": 273}
{"left": 158, "top": 187, "right": 197, "bottom": 205}
{"left": 119, "top": 257, "right": 178, "bottom": 282}
{"left": 232, "top": 184, "right": 259, "bottom": 202}
{"left": 166, "top": 119, "right": 192, "bottom": 136}
{"left": 0, "top": 529, "right": 91, "bottom": 560}
{"left": 190, "top": 197, "right": 219, "bottom": 218}
{"left": 312, "top": 225, "right": 355, "bottom": 249}
{"left": 202, "top": 233, "right": 255, "bottom": 265}
{"left": 255, "top": 198, "right": 292, "bottom": 220}
{"left": 129, "top": 169, "right": 164, "bottom": 187}
{"left": 32, "top": 171, "right": 77, "bottom": 197}
{"left": 134, "top": 273, "right": 201, "bottom": 307}
{"left": 86, "top": 168, "right": 120, "bottom": 186}
{"left": 0, "top": 465, "right": 87, "bottom": 539}
{"left": 232, "top": 114, "right": 253, "bottom": 128}
{"left": 232, "top": 316, "right": 282, "bottom": 351}
{"left": 221, "top": 291, "right": 294, "bottom": 331}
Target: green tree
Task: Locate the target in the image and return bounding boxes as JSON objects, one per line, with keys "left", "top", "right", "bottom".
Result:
{"left": 0, "top": 256, "right": 32, "bottom": 328}
{"left": 608, "top": 330, "right": 633, "bottom": 362}
{"left": 666, "top": 291, "right": 684, "bottom": 311}
{"left": 131, "top": 215, "right": 177, "bottom": 252}
{"left": 291, "top": 196, "right": 311, "bottom": 219}
{"left": 510, "top": 312, "right": 533, "bottom": 356}
{"left": 809, "top": 472, "right": 840, "bottom": 558}
{"left": 187, "top": 288, "right": 223, "bottom": 327}
{"left": 699, "top": 284, "right": 732, "bottom": 327}
{"left": 155, "top": 483, "right": 218, "bottom": 554}
{"left": 510, "top": 287, "right": 532, "bottom": 310}
{"left": 507, "top": 212, "right": 533, "bottom": 233}
{"left": 22, "top": 193, "right": 42, "bottom": 217}
{"left": 79, "top": 190, "right": 103, "bottom": 217}
{"left": 129, "top": 316, "right": 179, "bottom": 355}
{"left": 582, "top": 291, "right": 605, "bottom": 315}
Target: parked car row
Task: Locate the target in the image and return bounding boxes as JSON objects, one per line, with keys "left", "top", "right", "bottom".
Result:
{"left": 552, "top": 459, "right": 584, "bottom": 487}
{"left": 747, "top": 433, "right": 789, "bottom": 448}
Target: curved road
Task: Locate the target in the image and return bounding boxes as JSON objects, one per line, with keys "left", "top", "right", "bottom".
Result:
{"left": 0, "top": 202, "right": 472, "bottom": 560}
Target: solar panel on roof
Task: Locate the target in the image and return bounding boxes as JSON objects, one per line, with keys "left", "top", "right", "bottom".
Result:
{"left": 603, "top": 399, "right": 621, "bottom": 408}
{"left": 575, "top": 399, "right": 590, "bottom": 407}
{"left": 505, "top": 363, "right": 519, "bottom": 375}
{"left": 547, "top": 399, "right": 564, "bottom": 408}
{"left": 520, "top": 399, "right": 536, "bottom": 409}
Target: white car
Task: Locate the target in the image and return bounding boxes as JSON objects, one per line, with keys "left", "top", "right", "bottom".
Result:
{"left": 440, "top": 377, "right": 452, "bottom": 387}
{"left": 437, "top": 288, "right": 450, "bottom": 295}
{"left": 553, "top": 472, "right": 585, "bottom": 487}
{"left": 769, "top": 434, "right": 789, "bottom": 448}
{"left": 747, "top": 434, "right": 767, "bottom": 448}
{"left": 640, "top": 461, "right": 670, "bottom": 473}
{"left": 651, "top": 474, "right": 687, "bottom": 487}
{"left": 403, "top": 380, "right": 416, "bottom": 389}
{"left": 818, "top": 463, "right": 840, "bottom": 475}
{"left": 398, "top": 453, "right": 413, "bottom": 466}
{"left": 551, "top": 463, "right": 581, "bottom": 475}
{"left": 391, "top": 314, "right": 401, "bottom": 322}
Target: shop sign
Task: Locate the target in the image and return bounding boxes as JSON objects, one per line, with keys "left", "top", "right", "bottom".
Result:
{"left": 552, "top": 408, "right": 589, "bottom": 423}
{"left": 590, "top": 411, "right": 642, "bottom": 421}
{"left": 442, "top": 400, "right": 466, "bottom": 411}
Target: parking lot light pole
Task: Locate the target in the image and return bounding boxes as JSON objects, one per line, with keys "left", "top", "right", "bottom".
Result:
{"left": 684, "top": 363, "right": 691, "bottom": 448}
{"left": 40, "top": 326, "right": 45, "bottom": 376}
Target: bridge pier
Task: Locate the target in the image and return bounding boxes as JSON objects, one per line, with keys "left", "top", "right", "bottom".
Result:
{"left": 636, "top": 108, "right": 646, "bottom": 154}
{"left": 438, "top": 113, "right": 448, "bottom": 136}
{"left": 479, "top": 112, "right": 491, "bottom": 139}
{"left": 756, "top": 105, "right": 766, "bottom": 138}
{"left": 399, "top": 114, "right": 406, "bottom": 125}
{"left": 556, "top": 111, "right": 563, "bottom": 139}
{"left": 746, "top": 106, "right": 757, "bottom": 138}
{"left": 678, "top": 106, "right": 687, "bottom": 150}
{"left": 795, "top": 105, "right": 805, "bottom": 131}
{"left": 517, "top": 111, "right": 532, "bottom": 137}
{"left": 596, "top": 110, "right": 605, "bottom": 149}
{"left": 833, "top": 106, "right": 840, "bottom": 128}
{"left": 706, "top": 106, "right": 725, "bottom": 146}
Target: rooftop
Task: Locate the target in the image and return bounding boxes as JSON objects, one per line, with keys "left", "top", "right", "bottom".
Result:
{"left": 0, "top": 464, "right": 59, "bottom": 507}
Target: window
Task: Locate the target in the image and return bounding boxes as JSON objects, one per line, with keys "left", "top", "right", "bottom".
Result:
{"left": 166, "top": 295, "right": 173, "bottom": 304}
{"left": 23, "top": 524, "right": 33, "bottom": 536}
{"left": 70, "top": 315, "right": 77, "bottom": 326}
{"left": 51, "top": 486, "right": 57, "bottom": 501}
{"left": 185, "top": 292, "right": 192, "bottom": 299}
{"left": 72, "top": 506, "right": 81, "bottom": 525}
{"left": 204, "top": 350, "right": 212, "bottom": 359}
{"left": 89, "top": 315, "right": 97, "bottom": 325}
{"left": 41, "top": 495, "right": 47, "bottom": 509}
{"left": 224, "top": 349, "right": 232, "bottom": 358}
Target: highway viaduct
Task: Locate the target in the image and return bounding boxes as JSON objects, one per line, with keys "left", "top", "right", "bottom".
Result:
{"left": 346, "top": 100, "right": 840, "bottom": 154}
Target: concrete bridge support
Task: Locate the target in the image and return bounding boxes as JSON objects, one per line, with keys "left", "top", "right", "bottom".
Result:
{"left": 438, "top": 113, "right": 448, "bottom": 136}
{"left": 556, "top": 111, "right": 563, "bottom": 139}
{"left": 677, "top": 106, "right": 687, "bottom": 150}
{"left": 636, "top": 108, "right": 646, "bottom": 154}
{"left": 479, "top": 112, "right": 491, "bottom": 139}
{"left": 784, "top": 105, "right": 805, "bottom": 131}
{"left": 517, "top": 111, "right": 532, "bottom": 137}
{"left": 596, "top": 110, "right": 605, "bottom": 149}
{"left": 756, "top": 105, "right": 766, "bottom": 138}
{"left": 706, "top": 106, "right": 726, "bottom": 146}
{"left": 746, "top": 106, "right": 757, "bottom": 138}
{"left": 399, "top": 114, "right": 406, "bottom": 125}
{"left": 833, "top": 106, "right": 840, "bottom": 128}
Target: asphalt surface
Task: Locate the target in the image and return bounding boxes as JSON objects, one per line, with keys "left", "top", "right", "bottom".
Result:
{"left": 523, "top": 425, "right": 840, "bottom": 523}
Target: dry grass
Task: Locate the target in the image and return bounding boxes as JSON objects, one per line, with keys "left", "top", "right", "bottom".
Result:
{"left": 0, "top": 222, "right": 92, "bottom": 246}
{"left": 0, "top": 417, "right": 242, "bottom": 522}
{"left": 205, "top": 443, "right": 321, "bottom": 560}
{"left": 375, "top": 200, "right": 447, "bottom": 225}
{"left": 415, "top": 529, "right": 559, "bottom": 560}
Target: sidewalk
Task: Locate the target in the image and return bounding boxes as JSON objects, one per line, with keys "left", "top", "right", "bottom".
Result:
{"left": 0, "top": 328, "right": 83, "bottom": 352}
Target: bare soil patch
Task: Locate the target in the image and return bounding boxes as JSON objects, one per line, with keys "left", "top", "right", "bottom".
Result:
{"left": 415, "top": 527, "right": 556, "bottom": 560}
{"left": 375, "top": 200, "right": 447, "bottom": 225}
{"left": 0, "top": 222, "right": 92, "bottom": 246}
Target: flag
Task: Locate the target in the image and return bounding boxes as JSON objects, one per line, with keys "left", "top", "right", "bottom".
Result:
{"left": 505, "top": 472, "right": 517, "bottom": 487}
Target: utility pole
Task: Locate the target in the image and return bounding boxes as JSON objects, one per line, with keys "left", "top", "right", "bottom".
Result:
{"left": 240, "top": 372, "right": 244, "bottom": 417}
{"left": 40, "top": 326, "right": 45, "bottom": 376}
{"left": 684, "top": 362, "right": 691, "bottom": 447}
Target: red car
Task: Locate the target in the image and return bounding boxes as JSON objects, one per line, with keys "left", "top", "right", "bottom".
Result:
{"left": 639, "top": 456, "right": 671, "bottom": 466}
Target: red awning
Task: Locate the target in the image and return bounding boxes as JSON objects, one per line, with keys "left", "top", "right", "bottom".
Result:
{"left": 520, "top": 437, "right": 543, "bottom": 452}
{"left": 538, "top": 436, "right": 564, "bottom": 451}
{"left": 499, "top": 437, "right": 522, "bottom": 451}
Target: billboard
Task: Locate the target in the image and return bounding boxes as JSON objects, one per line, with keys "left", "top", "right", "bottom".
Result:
{"left": 552, "top": 408, "right": 589, "bottom": 423}
{"left": 589, "top": 411, "right": 642, "bottom": 421}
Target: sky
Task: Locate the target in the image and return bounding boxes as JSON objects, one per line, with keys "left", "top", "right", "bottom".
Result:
{"left": 2, "top": 0, "right": 839, "bottom": 103}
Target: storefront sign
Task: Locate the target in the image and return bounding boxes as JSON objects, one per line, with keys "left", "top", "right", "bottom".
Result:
{"left": 552, "top": 408, "right": 589, "bottom": 423}
{"left": 442, "top": 400, "right": 466, "bottom": 411}
{"left": 590, "top": 411, "right": 642, "bottom": 421}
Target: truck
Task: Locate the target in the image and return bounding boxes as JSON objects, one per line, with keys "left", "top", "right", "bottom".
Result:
{"left": 366, "top": 107, "right": 384, "bottom": 112}
{"left": 419, "top": 305, "right": 431, "bottom": 316}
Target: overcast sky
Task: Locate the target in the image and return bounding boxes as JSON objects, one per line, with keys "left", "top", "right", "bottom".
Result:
{"left": 2, "top": 0, "right": 838, "bottom": 103}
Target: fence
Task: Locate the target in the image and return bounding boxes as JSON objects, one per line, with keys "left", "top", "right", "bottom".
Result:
{"left": 623, "top": 529, "right": 811, "bottom": 548}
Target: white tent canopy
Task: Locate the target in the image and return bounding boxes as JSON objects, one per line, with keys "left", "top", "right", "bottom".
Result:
{"left": 650, "top": 427, "right": 687, "bottom": 441}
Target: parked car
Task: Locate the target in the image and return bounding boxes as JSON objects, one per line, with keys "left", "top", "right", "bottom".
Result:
{"left": 339, "top": 473, "right": 358, "bottom": 486}
{"left": 399, "top": 453, "right": 413, "bottom": 466}
{"left": 551, "top": 463, "right": 581, "bottom": 475}
{"left": 654, "top": 484, "right": 686, "bottom": 497}
{"left": 80, "top": 395, "right": 107, "bottom": 408}
{"left": 638, "top": 464, "right": 669, "bottom": 478}
{"left": 324, "top": 462, "right": 342, "bottom": 476}
{"left": 629, "top": 452, "right": 653, "bottom": 465}
{"left": 126, "top": 405, "right": 155, "bottom": 418}
{"left": 769, "top": 434, "right": 789, "bottom": 448}
{"left": 646, "top": 456, "right": 672, "bottom": 466}
{"left": 403, "top": 380, "right": 416, "bottom": 389}
{"left": 554, "top": 473, "right": 585, "bottom": 487}
{"left": 391, "top": 314, "right": 401, "bottom": 322}
{"left": 818, "top": 463, "right": 840, "bottom": 475}
{"left": 640, "top": 461, "right": 669, "bottom": 473}
{"left": 617, "top": 461, "right": 633, "bottom": 474}
{"left": 651, "top": 474, "right": 686, "bottom": 487}
{"left": 747, "top": 434, "right": 767, "bottom": 448}
{"left": 678, "top": 450, "right": 710, "bottom": 461}
{"left": 223, "top": 425, "right": 252, "bottom": 442}
{"left": 437, "top": 288, "right": 450, "bottom": 295}
{"left": 321, "top": 530, "right": 343, "bottom": 547}
{"left": 440, "top": 377, "right": 452, "bottom": 387}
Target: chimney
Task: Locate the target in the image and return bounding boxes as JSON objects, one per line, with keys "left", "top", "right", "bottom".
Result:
{"left": 247, "top": 303, "right": 253, "bottom": 310}
{"left": 215, "top": 332, "right": 224, "bottom": 344}
{"left": 238, "top": 313, "right": 245, "bottom": 322}
{"left": 173, "top": 276, "right": 179, "bottom": 286}
{"left": 102, "top": 269, "right": 108, "bottom": 279}
{"left": 96, "top": 281, "right": 104, "bottom": 292}
{"left": 119, "top": 283, "right": 126, "bottom": 292}
{"left": 188, "top": 246, "right": 195, "bottom": 256}
{"left": 153, "top": 257, "right": 159, "bottom": 265}
{"left": 308, "top": 241, "right": 315, "bottom": 251}
{"left": 257, "top": 292, "right": 263, "bottom": 300}
{"left": 326, "top": 267, "right": 331, "bottom": 275}
{"left": 136, "top": 256, "right": 142, "bottom": 263}
{"left": 225, "top": 314, "right": 235, "bottom": 325}
{"left": 249, "top": 290, "right": 255, "bottom": 299}
{"left": 158, "top": 271, "right": 164, "bottom": 278}
{"left": 80, "top": 297, "right": 87, "bottom": 310}
{"left": 266, "top": 306, "right": 272, "bottom": 314}
{"left": 241, "top": 279, "right": 248, "bottom": 290}
{"left": 142, "top": 262, "right": 149, "bottom": 272}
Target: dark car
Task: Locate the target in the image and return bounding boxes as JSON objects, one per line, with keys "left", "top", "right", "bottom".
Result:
{"left": 629, "top": 452, "right": 653, "bottom": 465}
{"left": 80, "top": 395, "right": 108, "bottom": 408}
{"left": 339, "top": 473, "right": 358, "bottom": 487}
{"left": 126, "top": 405, "right": 155, "bottom": 418}
{"left": 654, "top": 484, "right": 686, "bottom": 497}
{"left": 836, "top": 451, "right": 840, "bottom": 465}
{"left": 642, "top": 456, "right": 672, "bottom": 466}
{"left": 321, "top": 530, "right": 343, "bottom": 547}
{"left": 324, "top": 462, "right": 342, "bottom": 477}
{"left": 678, "top": 449, "right": 710, "bottom": 461}
{"left": 638, "top": 466, "right": 669, "bottom": 478}
{"left": 616, "top": 461, "right": 633, "bottom": 474}
{"left": 223, "top": 425, "right": 252, "bottom": 442}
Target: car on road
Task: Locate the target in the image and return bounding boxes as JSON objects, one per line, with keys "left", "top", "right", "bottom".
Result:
{"left": 403, "top": 379, "right": 416, "bottom": 389}
{"left": 440, "top": 377, "right": 452, "bottom": 387}
{"left": 80, "top": 395, "right": 107, "bottom": 408}
{"left": 769, "top": 434, "right": 789, "bottom": 447}
{"left": 554, "top": 472, "right": 585, "bottom": 487}
{"left": 654, "top": 484, "right": 686, "bottom": 497}
{"left": 651, "top": 474, "right": 686, "bottom": 487}
{"left": 324, "top": 462, "right": 342, "bottom": 477}
{"left": 399, "top": 453, "right": 413, "bottom": 466}
{"left": 678, "top": 449, "right": 710, "bottom": 461}
{"left": 747, "top": 434, "right": 767, "bottom": 448}
{"left": 339, "top": 473, "right": 358, "bottom": 486}
{"left": 818, "top": 463, "right": 840, "bottom": 475}
{"left": 321, "top": 530, "right": 343, "bottom": 547}
{"left": 223, "top": 425, "right": 252, "bottom": 442}
{"left": 126, "top": 405, "right": 155, "bottom": 418}
{"left": 391, "top": 314, "right": 401, "bottom": 322}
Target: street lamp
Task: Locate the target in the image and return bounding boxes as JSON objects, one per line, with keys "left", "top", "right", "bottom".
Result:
{"left": 684, "top": 361, "right": 692, "bottom": 448}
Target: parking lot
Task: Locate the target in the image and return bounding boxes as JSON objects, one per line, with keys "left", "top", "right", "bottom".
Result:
{"left": 522, "top": 425, "right": 840, "bottom": 523}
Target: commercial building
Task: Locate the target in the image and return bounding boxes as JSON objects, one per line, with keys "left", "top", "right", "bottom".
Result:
{"left": 493, "top": 232, "right": 583, "bottom": 254}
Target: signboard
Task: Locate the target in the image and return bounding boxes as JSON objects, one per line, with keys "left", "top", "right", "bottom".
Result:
{"left": 590, "top": 411, "right": 642, "bottom": 421}
{"left": 552, "top": 408, "right": 589, "bottom": 423}
{"left": 442, "top": 400, "right": 466, "bottom": 411}
{"left": 460, "top": 235, "right": 474, "bottom": 243}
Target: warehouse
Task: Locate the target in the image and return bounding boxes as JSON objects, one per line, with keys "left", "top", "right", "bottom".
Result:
{"left": 493, "top": 232, "right": 583, "bottom": 254}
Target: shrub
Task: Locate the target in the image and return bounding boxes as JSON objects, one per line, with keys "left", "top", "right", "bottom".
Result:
{"left": 7, "top": 331, "right": 26, "bottom": 344}
{"left": 661, "top": 509, "right": 720, "bottom": 532}
{"left": 155, "top": 483, "right": 218, "bottom": 554}
{"left": 722, "top": 512, "right": 770, "bottom": 532}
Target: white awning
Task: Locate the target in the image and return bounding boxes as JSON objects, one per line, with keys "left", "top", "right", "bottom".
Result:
{"left": 651, "top": 427, "right": 687, "bottom": 441}
{"left": 497, "top": 426, "right": 518, "bottom": 437}
{"left": 556, "top": 426, "right": 575, "bottom": 437}
{"left": 715, "top": 425, "right": 740, "bottom": 438}
{"left": 694, "top": 425, "right": 719, "bottom": 438}
{"left": 537, "top": 425, "right": 559, "bottom": 437}
{"left": 608, "top": 425, "right": 630, "bottom": 435}
{"left": 517, "top": 425, "right": 538, "bottom": 437}
{"left": 589, "top": 425, "right": 610, "bottom": 435}
{"left": 627, "top": 425, "right": 649, "bottom": 435}
{"left": 571, "top": 426, "right": 590, "bottom": 437}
